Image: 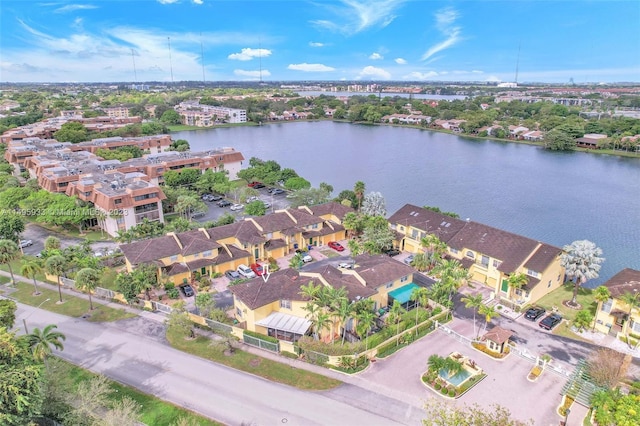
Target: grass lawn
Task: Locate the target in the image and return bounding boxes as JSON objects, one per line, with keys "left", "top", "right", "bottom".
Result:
{"left": 99, "top": 267, "right": 120, "bottom": 291}
{"left": 535, "top": 283, "right": 597, "bottom": 321}
{"left": 552, "top": 322, "right": 592, "bottom": 342}
{"left": 32, "top": 222, "right": 107, "bottom": 241}
{"left": 319, "top": 249, "right": 340, "bottom": 258}
{"left": 166, "top": 328, "right": 341, "bottom": 391}
{"left": 64, "top": 359, "right": 222, "bottom": 426}
{"left": 8, "top": 281, "right": 135, "bottom": 322}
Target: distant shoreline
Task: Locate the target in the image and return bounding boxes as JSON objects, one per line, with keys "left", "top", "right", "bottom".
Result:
{"left": 169, "top": 119, "right": 640, "bottom": 160}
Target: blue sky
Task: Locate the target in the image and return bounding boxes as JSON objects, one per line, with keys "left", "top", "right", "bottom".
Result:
{"left": 1, "top": 0, "right": 638, "bottom": 83}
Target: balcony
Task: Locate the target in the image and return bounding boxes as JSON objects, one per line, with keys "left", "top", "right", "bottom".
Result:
{"left": 135, "top": 211, "right": 160, "bottom": 222}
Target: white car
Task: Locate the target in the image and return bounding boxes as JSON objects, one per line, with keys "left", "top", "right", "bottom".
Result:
{"left": 237, "top": 264, "right": 256, "bottom": 278}
{"left": 338, "top": 262, "right": 354, "bottom": 269}
{"left": 230, "top": 203, "right": 244, "bottom": 211}
{"left": 18, "top": 239, "right": 33, "bottom": 248}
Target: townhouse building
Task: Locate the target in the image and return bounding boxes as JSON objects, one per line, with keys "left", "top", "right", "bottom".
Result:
{"left": 229, "top": 254, "right": 415, "bottom": 342}
{"left": 119, "top": 203, "right": 353, "bottom": 285}
{"left": 388, "top": 204, "right": 565, "bottom": 306}
{"left": 593, "top": 268, "right": 640, "bottom": 338}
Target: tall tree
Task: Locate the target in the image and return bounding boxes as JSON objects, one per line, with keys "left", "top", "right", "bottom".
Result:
{"left": 45, "top": 255, "right": 66, "bottom": 303}
{"left": 410, "top": 287, "right": 431, "bottom": 333}
{"left": 620, "top": 291, "right": 640, "bottom": 347}
{"left": 20, "top": 258, "right": 43, "bottom": 295}
{"left": 27, "top": 324, "right": 65, "bottom": 362}
{"left": 75, "top": 267, "right": 100, "bottom": 311}
{"left": 355, "top": 309, "right": 376, "bottom": 352}
{"left": 0, "top": 239, "right": 20, "bottom": 284}
{"left": 353, "top": 181, "right": 365, "bottom": 210}
{"left": 561, "top": 240, "right": 605, "bottom": 306}
{"left": 592, "top": 286, "right": 611, "bottom": 331}
{"left": 461, "top": 294, "right": 484, "bottom": 338}
{"left": 0, "top": 299, "right": 17, "bottom": 329}
{"left": 387, "top": 300, "right": 406, "bottom": 346}
{"left": 507, "top": 272, "right": 529, "bottom": 302}
{"left": 479, "top": 304, "right": 499, "bottom": 337}
{"left": 0, "top": 211, "right": 25, "bottom": 243}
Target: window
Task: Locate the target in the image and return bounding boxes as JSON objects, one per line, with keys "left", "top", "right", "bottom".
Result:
{"left": 170, "top": 255, "right": 178, "bottom": 262}
{"left": 400, "top": 276, "right": 408, "bottom": 283}
{"left": 411, "top": 230, "right": 418, "bottom": 239}
{"left": 450, "top": 248, "right": 459, "bottom": 254}
{"left": 116, "top": 217, "right": 125, "bottom": 225}
{"left": 312, "top": 223, "right": 319, "bottom": 229}
{"left": 236, "top": 307, "right": 243, "bottom": 317}
{"left": 83, "top": 191, "right": 92, "bottom": 197}
{"left": 134, "top": 193, "right": 157, "bottom": 201}
{"left": 385, "top": 282, "right": 393, "bottom": 289}
{"left": 114, "top": 199, "right": 122, "bottom": 205}
{"left": 602, "top": 298, "right": 613, "bottom": 313}
{"left": 527, "top": 269, "right": 539, "bottom": 278}
{"left": 203, "top": 250, "right": 212, "bottom": 257}
{"left": 630, "top": 320, "right": 640, "bottom": 334}
{"left": 480, "top": 255, "right": 489, "bottom": 268}
{"left": 193, "top": 252, "right": 200, "bottom": 258}
{"left": 280, "top": 300, "right": 291, "bottom": 309}
{"left": 557, "top": 274, "right": 562, "bottom": 282}
{"left": 547, "top": 280, "right": 552, "bottom": 288}
{"left": 465, "top": 250, "right": 475, "bottom": 259}
{"left": 493, "top": 259, "right": 501, "bottom": 268}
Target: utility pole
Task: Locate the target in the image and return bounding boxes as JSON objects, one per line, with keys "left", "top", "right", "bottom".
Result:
{"left": 168, "top": 37, "right": 174, "bottom": 83}
{"left": 131, "top": 49, "right": 137, "bottom": 82}
{"left": 200, "top": 33, "right": 206, "bottom": 83}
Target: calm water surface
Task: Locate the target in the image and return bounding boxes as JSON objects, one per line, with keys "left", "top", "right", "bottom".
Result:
{"left": 175, "top": 121, "right": 640, "bottom": 286}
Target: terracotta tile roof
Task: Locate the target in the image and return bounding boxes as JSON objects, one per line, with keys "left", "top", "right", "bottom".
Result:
{"left": 482, "top": 326, "right": 513, "bottom": 344}
{"left": 265, "top": 238, "right": 287, "bottom": 249}
{"left": 603, "top": 268, "right": 640, "bottom": 298}
{"left": 176, "top": 229, "right": 221, "bottom": 256}
{"left": 353, "top": 254, "right": 415, "bottom": 288}
{"left": 229, "top": 269, "right": 318, "bottom": 310}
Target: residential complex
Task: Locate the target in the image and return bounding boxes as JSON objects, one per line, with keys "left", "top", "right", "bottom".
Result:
{"left": 389, "top": 204, "right": 565, "bottom": 307}
{"left": 3, "top": 134, "right": 245, "bottom": 236}
{"left": 119, "top": 202, "right": 353, "bottom": 285}
{"left": 174, "top": 100, "right": 247, "bottom": 126}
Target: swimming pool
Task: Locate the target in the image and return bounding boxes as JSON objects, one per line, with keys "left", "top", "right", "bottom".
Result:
{"left": 439, "top": 368, "right": 472, "bottom": 387}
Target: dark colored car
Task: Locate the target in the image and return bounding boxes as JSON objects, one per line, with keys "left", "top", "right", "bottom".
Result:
{"left": 210, "top": 194, "right": 223, "bottom": 201}
{"left": 328, "top": 241, "right": 345, "bottom": 252}
{"left": 524, "top": 307, "right": 546, "bottom": 321}
{"left": 384, "top": 248, "right": 401, "bottom": 256}
{"left": 253, "top": 183, "right": 266, "bottom": 189}
{"left": 248, "top": 181, "right": 263, "bottom": 188}
{"left": 217, "top": 199, "right": 232, "bottom": 207}
{"left": 539, "top": 313, "right": 562, "bottom": 330}
{"left": 179, "top": 284, "right": 195, "bottom": 297}
{"left": 225, "top": 270, "right": 240, "bottom": 280}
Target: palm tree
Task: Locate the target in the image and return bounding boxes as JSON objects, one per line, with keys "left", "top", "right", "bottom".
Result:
{"left": 347, "top": 239, "right": 363, "bottom": 258}
{"left": 560, "top": 240, "right": 605, "bottom": 306}
{"left": 461, "top": 294, "right": 483, "bottom": 337}
{"left": 620, "top": 291, "right": 640, "bottom": 346}
{"left": 353, "top": 181, "right": 365, "bottom": 211}
{"left": 303, "top": 302, "right": 321, "bottom": 340}
{"left": 410, "top": 253, "right": 430, "bottom": 272}
{"left": 592, "top": 286, "right": 611, "bottom": 331}
{"left": 326, "top": 286, "right": 348, "bottom": 343}
{"left": 315, "top": 311, "right": 332, "bottom": 342}
{"left": 336, "top": 298, "right": 354, "bottom": 345}
{"left": 45, "top": 255, "right": 66, "bottom": 303}
{"left": 299, "top": 281, "right": 321, "bottom": 302}
{"left": 507, "top": 272, "right": 529, "bottom": 303}
{"left": 355, "top": 309, "right": 376, "bottom": 352}
{"left": 20, "top": 258, "right": 43, "bottom": 295}
{"left": 420, "top": 234, "right": 447, "bottom": 271}
{"left": 432, "top": 259, "right": 469, "bottom": 307}
{"left": 0, "top": 239, "right": 20, "bottom": 284}
{"left": 410, "top": 287, "right": 430, "bottom": 333}
{"left": 387, "top": 300, "right": 406, "bottom": 346}
{"left": 27, "top": 324, "right": 66, "bottom": 362}
{"left": 427, "top": 354, "right": 447, "bottom": 373}
{"left": 75, "top": 267, "right": 100, "bottom": 310}
{"left": 443, "top": 357, "right": 464, "bottom": 378}
{"left": 479, "top": 303, "right": 499, "bottom": 337}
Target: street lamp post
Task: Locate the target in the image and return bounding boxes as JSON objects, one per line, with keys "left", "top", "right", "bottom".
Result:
{"left": 23, "top": 298, "right": 51, "bottom": 334}
{"left": 564, "top": 408, "right": 571, "bottom": 426}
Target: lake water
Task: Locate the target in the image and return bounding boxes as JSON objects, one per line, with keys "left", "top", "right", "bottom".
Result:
{"left": 174, "top": 121, "right": 640, "bottom": 287}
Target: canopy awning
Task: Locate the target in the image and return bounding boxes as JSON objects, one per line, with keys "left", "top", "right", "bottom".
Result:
{"left": 388, "top": 283, "right": 421, "bottom": 304}
{"left": 255, "top": 312, "right": 311, "bottom": 335}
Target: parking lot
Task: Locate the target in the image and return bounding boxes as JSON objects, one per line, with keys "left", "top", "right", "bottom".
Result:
{"left": 193, "top": 186, "right": 292, "bottom": 224}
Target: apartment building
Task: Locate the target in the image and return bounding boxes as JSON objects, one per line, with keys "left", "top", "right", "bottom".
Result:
{"left": 388, "top": 204, "right": 564, "bottom": 306}
{"left": 174, "top": 100, "right": 247, "bottom": 126}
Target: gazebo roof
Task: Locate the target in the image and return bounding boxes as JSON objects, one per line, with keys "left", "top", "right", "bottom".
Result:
{"left": 482, "top": 326, "right": 513, "bottom": 344}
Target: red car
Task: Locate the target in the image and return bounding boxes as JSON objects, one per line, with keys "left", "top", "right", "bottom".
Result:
{"left": 248, "top": 181, "right": 264, "bottom": 188}
{"left": 328, "top": 241, "right": 345, "bottom": 252}
{"left": 250, "top": 263, "right": 264, "bottom": 276}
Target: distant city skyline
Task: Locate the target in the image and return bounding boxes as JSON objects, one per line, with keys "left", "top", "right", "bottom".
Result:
{"left": 1, "top": 0, "right": 638, "bottom": 84}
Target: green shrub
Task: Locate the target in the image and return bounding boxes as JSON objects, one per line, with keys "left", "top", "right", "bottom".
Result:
{"left": 244, "top": 329, "right": 279, "bottom": 344}
{"left": 164, "top": 282, "right": 175, "bottom": 291}
{"left": 432, "top": 307, "right": 442, "bottom": 316}
{"left": 434, "top": 383, "right": 441, "bottom": 390}
{"left": 448, "top": 389, "right": 456, "bottom": 397}
{"left": 280, "top": 351, "right": 299, "bottom": 360}
{"left": 441, "top": 387, "right": 448, "bottom": 395}
{"left": 211, "top": 272, "right": 223, "bottom": 279}
{"left": 166, "top": 288, "right": 179, "bottom": 299}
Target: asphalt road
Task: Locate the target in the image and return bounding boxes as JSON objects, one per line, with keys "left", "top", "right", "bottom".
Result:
{"left": 14, "top": 302, "right": 423, "bottom": 426}
{"left": 21, "top": 223, "right": 118, "bottom": 257}
{"left": 193, "top": 187, "right": 291, "bottom": 224}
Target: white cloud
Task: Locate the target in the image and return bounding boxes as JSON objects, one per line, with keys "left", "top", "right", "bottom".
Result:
{"left": 312, "top": 0, "right": 407, "bottom": 35}
{"left": 421, "top": 7, "right": 462, "bottom": 61}
{"left": 358, "top": 65, "right": 391, "bottom": 80}
{"left": 309, "top": 42, "right": 324, "bottom": 47}
{"left": 54, "top": 4, "right": 99, "bottom": 13}
{"left": 288, "top": 63, "right": 335, "bottom": 72}
{"left": 234, "top": 69, "right": 271, "bottom": 79}
{"left": 404, "top": 71, "right": 439, "bottom": 80}
{"left": 394, "top": 58, "right": 407, "bottom": 64}
{"left": 193, "top": 0, "right": 203, "bottom": 4}
{"left": 228, "top": 48, "right": 272, "bottom": 61}
{"left": 157, "top": 0, "right": 180, "bottom": 4}
{"left": 369, "top": 52, "right": 383, "bottom": 60}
